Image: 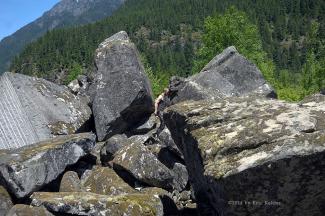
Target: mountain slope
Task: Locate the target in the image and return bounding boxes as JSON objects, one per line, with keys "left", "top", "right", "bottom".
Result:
{"left": 9, "top": 0, "right": 325, "bottom": 98}
{"left": 0, "top": 0, "right": 125, "bottom": 73}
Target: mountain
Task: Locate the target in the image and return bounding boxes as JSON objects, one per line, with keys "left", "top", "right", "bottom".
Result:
{"left": 0, "top": 0, "right": 126, "bottom": 73}
{"left": 9, "top": 0, "right": 325, "bottom": 100}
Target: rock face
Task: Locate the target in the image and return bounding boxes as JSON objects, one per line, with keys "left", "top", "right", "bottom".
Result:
{"left": 0, "top": 133, "right": 96, "bottom": 198}
{"left": 164, "top": 96, "right": 325, "bottom": 216}
{"left": 0, "top": 72, "right": 92, "bottom": 149}
{"left": 166, "top": 47, "right": 276, "bottom": 106}
{"left": 60, "top": 171, "right": 84, "bottom": 192}
{"left": 0, "top": 186, "right": 13, "bottom": 215}
{"left": 6, "top": 204, "right": 54, "bottom": 216}
{"left": 31, "top": 192, "right": 163, "bottom": 216}
{"left": 90, "top": 31, "right": 154, "bottom": 141}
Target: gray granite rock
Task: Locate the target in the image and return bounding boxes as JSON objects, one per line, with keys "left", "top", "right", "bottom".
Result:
{"left": 90, "top": 31, "right": 154, "bottom": 141}
{"left": 0, "top": 186, "right": 12, "bottom": 215}
{"left": 82, "top": 166, "right": 135, "bottom": 196}
{"left": 166, "top": 46, "right": 276, "bottom": 106}
{"left": 6, "top": 204, "right": 54, "bottom": 216}
{"left": 30, "top": 192, "right": 163, "bottom": 216}
{"left": 59, "top": 171, "right": 84, "bottom": 192}
{"left": 0, "top": 72, "right": 92, "bottom": 149}
{"left": 164, "top": 95, "right": 325, "bottom": 216}
{"left": 112, "top": 142, "right": 176, "bottom": 190}
{"left": 0, "top": 133, "right": 96, "bottom": 198}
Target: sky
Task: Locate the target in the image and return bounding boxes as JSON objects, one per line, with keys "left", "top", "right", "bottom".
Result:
{"left": 0, "top": 0, "right": 60, "bottom": 41}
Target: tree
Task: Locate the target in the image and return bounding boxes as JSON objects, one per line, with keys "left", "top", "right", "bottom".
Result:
{"left": 192, "top": 7, "right": 270, "bottom": 73}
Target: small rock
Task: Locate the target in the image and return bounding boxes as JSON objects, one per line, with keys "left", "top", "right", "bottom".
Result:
{"left": 100, "top": 134, "right": 130, "bottom": 163}
{"left": 0, "top": 133, "right": 96, "bottom": 198}
{"left": 60, "top": 171, "right": 83, "bottom": 192}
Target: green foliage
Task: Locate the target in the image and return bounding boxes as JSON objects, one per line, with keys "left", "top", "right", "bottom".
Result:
{"left": 141, "top": 55, "right": 170, "bottom": 98}
{"left": 192, "top": 7, "right": 268, "bottom": 73}
{"left": 64, "top": 62, "right": 83, "bottom": 85}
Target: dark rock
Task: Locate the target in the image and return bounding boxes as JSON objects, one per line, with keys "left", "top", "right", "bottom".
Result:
{"left": 321, "top": 89, "right": 325, "bottom": 95}
{"left": 112, "top": 142, "right": 175, "bottom": 190}
{"left": 0, "top": 186, "right": 13, "bottom": 215}
{"left": 90, "top": 31, "right": 154, "bottom": 141}
{"left": 166, "top": 46, "right": 276, "bottom": 106}
{"left": 157, "top": 127, "right": 183, "bottom": 158}
{"left": 100, "top": 134, "right": 130, "bottom": 163}
{"left": 82, "top": 166, "right": 135, "bottom": 196}
{"left": 130, "top": 114, "right": 159, "bottom": 134}
{"left": 0, "top": 133, "right": 96, "bottom": 198}
{"left": 0, "top": 72, "right": 92, "bottom": 149}
{"left": 30, "top": 192, "right": 163, "bottom": 216}
{"left": 6, "top": 204, "right": 54, "bottom": 216}
{"left": 59, "top": 171, "right": 83, "bottom": 192}
{"left": 164, "top": 96, "right": 325, "bottom": 216}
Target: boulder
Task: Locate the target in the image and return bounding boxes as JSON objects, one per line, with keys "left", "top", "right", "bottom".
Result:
{"left": 0, "top": 133, "right": 96, "bottom": 198}
{"left": 30, "top": 192, "right": 163, "bottom": 216}
{"left": 90, "top": 31, "right": 154, "bottom": 141}
{"left": 82, "top": 166, "right": 135, "bottom": 195}
{"left": 166, "top": 46, "right": 276, "bottom": 106}
{"left": 60, "top": 171, "right": 83, "bottom": 192}
{"left": 0, "top": 72, "right": 92, "bottom": 149}
{"left": 130, "top": 114, "right": 159, "bottom": 134}
{"left": 112, "top": 142, "right": 176, "bottom": 190}
{"left": 6, "top": 205, "right": 54, "bottom": 216}
{"left": 0, "top": 186, "right": 13, "bottom": 215}
{"left": 164, "top": 96, "right": 325, "bottom": 216}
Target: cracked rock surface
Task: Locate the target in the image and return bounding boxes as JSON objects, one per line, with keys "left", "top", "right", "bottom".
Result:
{"left": 164, "top": 95, "right": 325, "bottom": 216}
{"left": 0, "top": 133, "right": 96, "bottom": 198}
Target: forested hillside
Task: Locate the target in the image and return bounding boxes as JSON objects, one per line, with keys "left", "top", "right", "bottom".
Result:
{"left": 0, "top": 0, "right": 125, "bottom": 73}
{"left": 10, "top": 0, "right": 325, "bottom": 100}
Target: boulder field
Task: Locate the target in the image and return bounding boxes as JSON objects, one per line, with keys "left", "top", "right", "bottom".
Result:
{"left": 0, "top": 31, "right": 324, "bottom": 216}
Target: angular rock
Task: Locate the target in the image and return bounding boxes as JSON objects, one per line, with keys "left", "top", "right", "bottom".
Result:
{"left": 112, "top": 142, "right": 175, "bottom": 190}
{"left": 130, "top": 114, "right": 159, "bottom": 134}
{"left": 100, "top": 134, "right": 130, "bottom": 162}
{"left": 166, "top": 46, "right": 276, "bottom": 106}
{"left": 31, "top": 192, "right": 163, "bottom": 216}
{"left": 6, "top": 205, "right": 54, "bottom": 216}
{"left": 0, "top": 133, "right": 96, "bottom": 198}
{"left": 164, "top": 96, "right": 325, "bottom": 216}
{"left": 0, "top": 186, "right": 13, "bottom": 215}
{"left": 82, "top": 166, "right": 135, "bottom": 195}
{"left": 90, "top": 31, "right": 154, "bottom": 141}
{"left": 60, "top": 171, "right": 83, "bottom": 192}
{"left": 0, "top": 72, "right": 92, "bottom": 149}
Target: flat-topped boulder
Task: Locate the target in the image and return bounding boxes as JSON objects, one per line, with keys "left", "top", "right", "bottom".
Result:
{"left": 31, "top": 192, "right": 163, "bottom": 216}
{"left": 164, "top": 95, "right": 325, "bottom": 216}
{"left": 0, "top": 72, "right": 92, "bottom": 149}
{"left": 0, "top": 133, "right": 96, "bottom": 198}
{"left": 166, "top": 47, "right": 276, "bottom": 106}
{"left": 89, "top": 31, "right": 154, "bottom": 141}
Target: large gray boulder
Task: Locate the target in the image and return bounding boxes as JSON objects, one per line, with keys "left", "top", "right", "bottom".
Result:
{"left": 0, "top": 72, "right": 92, "bottom": 149}
{"left": 164, "top": 95, "right": 325, "bottom": 216}
{"left": 166, "top": 46, "right": 276, "bottom": 106}
{"left": 90, "top": 31, "right": 154, "bottom": 141}
{"left": 0, "top": 133, "right": 96, "bottom": 198}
